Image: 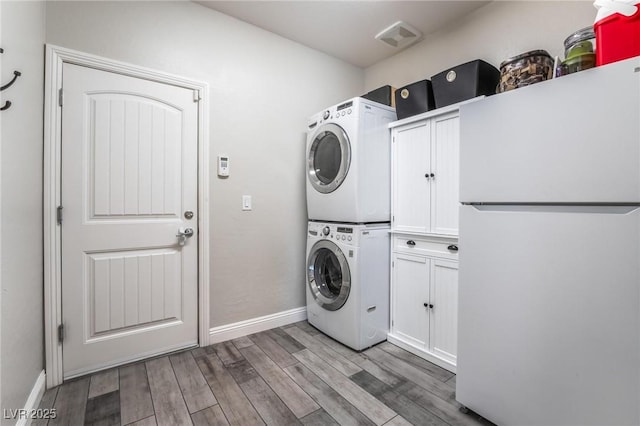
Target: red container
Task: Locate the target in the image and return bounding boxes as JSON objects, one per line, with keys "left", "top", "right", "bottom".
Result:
{"left": 594, "top": 1, "right": 640, "bottom": 65}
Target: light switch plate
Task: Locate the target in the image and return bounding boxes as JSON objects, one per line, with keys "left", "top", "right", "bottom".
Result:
{"left": 242, "top": 195, "right": 252, "bottom": 211}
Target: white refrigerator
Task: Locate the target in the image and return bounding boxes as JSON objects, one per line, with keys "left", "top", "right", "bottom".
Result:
{"left": 457, "top": 57, "right": 640, "bottom": 425}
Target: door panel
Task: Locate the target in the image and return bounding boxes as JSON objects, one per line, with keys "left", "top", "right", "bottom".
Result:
{"left": 90, "top": 96, "right": 181, "bottom": 219}
{"left": 431, "top": 112, "right": 459, "bottom": 236}
{"left": 429, "top": 259, "right": 458, "bottom": 363}
{"left": 87, "top": 249, "right": 181, "bottom": 339}
{"left": 393, "top": 122, "right": 430, "bottom": 233}
{"left": 62, "top": 63, "right": 198, "bottom": 378}
{"left": 392, "top": 253, "right": 429, "bottom": 347}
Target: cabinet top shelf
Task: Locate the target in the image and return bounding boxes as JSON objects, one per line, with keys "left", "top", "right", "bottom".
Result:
{"left": 389, "top": 96, "right": 485, "bottom": 129}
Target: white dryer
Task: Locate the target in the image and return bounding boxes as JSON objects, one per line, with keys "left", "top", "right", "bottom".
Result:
{"left": 305, "top": 221, "right": 390, "bottom": 350}
{"left": 306, "top": 97, "right": 396, "bottom": 223}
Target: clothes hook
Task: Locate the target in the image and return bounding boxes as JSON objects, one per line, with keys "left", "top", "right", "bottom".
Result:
{"left": 1, "top": 71, "right": 21, "bottom": 92}
{"left": 0, "top": 101, "right": 11, "bottom": 111}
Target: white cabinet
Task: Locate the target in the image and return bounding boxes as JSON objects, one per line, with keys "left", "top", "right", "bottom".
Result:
{"left": 388, "top": 102, "right": 471, "bottom": 373}
{"left": 390, "top": 237, "right": 458, "bottom": 371}
{"left": 391, "top": 110, "right": 459, "bottom": 236}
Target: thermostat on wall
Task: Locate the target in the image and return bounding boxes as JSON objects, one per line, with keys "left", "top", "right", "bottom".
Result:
{"left": 218, "top": 155, "right": 229, "bottom": 177}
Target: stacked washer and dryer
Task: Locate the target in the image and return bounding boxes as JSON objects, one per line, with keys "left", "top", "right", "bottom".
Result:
{"left": 305, "top": 97, "right": 396, "bottom": 351}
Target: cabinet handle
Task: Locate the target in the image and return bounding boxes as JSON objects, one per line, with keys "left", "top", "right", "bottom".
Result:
{"left": 423, "top": 303, "right": 434, "bottom": 309}
{"left": 430, "top": 173, "right": 435, "bottom": 178}
{"left": 424, "top": 174, "right": 430, "bottom": 180}
{"left": 406, "top": 240, "right": 416, "bottom": 246}
{"left": 447, "top": 244, "right": 458, "bottom": 252}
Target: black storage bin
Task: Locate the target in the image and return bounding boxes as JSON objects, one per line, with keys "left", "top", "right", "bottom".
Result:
{"left": 394, "top": 80, "right": 435, "bottom": 120}
{"left": 431, "top": 60, "right": 500, "bottom": 108}
{"left": 362, "top": 85, "right": 395, "bottom": 107}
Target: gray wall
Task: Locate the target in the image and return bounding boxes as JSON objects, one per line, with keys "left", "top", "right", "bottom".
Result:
{"left": 0, "top": 1, "right": 46, "bottom": 423}
{"left": 365, "top": 1, "right": 597, "bottom": 90}
{"left": 45, "top": 1, "right": 365, "bottom": 328}
{"left": 0, "top": 3, "right": 602, "bottom": 413}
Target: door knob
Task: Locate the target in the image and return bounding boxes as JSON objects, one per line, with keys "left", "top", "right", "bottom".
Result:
{"left": 176, "top": 227, "right": 195, "bottom": 246}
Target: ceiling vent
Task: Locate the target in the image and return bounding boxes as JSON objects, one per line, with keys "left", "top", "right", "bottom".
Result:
{"left": 375, "top": 21, "right": 422, "bottom": 49}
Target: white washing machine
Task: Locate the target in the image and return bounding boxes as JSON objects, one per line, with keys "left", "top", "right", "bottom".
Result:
{"left": 306, "top": 97, "right": 396, "bottom": 223}
{"left": 305, "top": 221, "right": 390, "bottom": 351}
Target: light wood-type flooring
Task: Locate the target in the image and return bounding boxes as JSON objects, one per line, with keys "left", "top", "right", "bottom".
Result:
{"left": 36, "top": 321, "right": 494, "bottom": 426}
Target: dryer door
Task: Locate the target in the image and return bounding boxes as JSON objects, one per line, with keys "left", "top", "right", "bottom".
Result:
{"left": 307, "top": 240, "right": 351, "bottom": 311}
{"left": 308, "top": 123, "right": 351, "bottom": 194}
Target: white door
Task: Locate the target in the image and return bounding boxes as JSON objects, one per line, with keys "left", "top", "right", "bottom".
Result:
{"left": 431, "top": 112, "right": 459, "bottom": 236}
{"left": 392, "top": 253, "right": 429, "bottom": 347}
{"left": 61, "top": 63, "right": 199, "bottom": 378}
{"left": 429, "top": 258, "right": 458, "bottom": 364}
{"left": 392, "top": 121, "right": 430, "bottom": 233}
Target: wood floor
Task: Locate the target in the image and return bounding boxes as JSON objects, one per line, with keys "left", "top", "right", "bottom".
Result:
{"left": 36, "top": 321, "right": 493, "bottom": 426}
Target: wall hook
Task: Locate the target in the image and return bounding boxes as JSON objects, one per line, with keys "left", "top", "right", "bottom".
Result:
{"left": 0, "top": 101, "right": 11, "bottom": 111}
{"left": 1, "top": 71, "right": 21, "bottom": 92}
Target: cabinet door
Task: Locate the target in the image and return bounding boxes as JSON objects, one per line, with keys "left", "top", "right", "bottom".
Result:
{"left": 431, "top": 111, "right": 460, "bottom": 236}
{"left": 429, "top": 259, "right": 458, "bottom": 364}
{"left": 392, "top": 121, "right": 430, "bottom": 234}
{"left": 392, "top": 253, "right": 429, "bottom": 348}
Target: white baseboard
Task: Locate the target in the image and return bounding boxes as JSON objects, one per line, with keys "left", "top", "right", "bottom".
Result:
{"left": 16, "top": 370, "right": 46, "bottom": 426}
{"left": 387, "top": 333, "right": 456, "bottom": 374}
{"left": 209, "top": 306, "right": 307, "bottom": 345}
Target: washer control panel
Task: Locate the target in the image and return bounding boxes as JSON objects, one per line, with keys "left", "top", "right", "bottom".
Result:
{"left": 308, "top": 223, "right": 356, "bottom": 246}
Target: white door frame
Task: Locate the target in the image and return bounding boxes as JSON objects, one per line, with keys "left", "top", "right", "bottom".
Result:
{"left": 43, "top": 45, "right": 210, "bottom": 388}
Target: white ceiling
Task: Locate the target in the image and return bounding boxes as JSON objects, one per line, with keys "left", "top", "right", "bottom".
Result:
{"left": 195, "top": 1, "right": 491, "bottom": 68}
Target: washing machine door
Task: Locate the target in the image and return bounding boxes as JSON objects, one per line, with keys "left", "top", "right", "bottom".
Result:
{"left": 308, "top": 123, "right": 351, "bottom": 194}
{"left": 307, "top": 239, "right": 351, "bottom": 311}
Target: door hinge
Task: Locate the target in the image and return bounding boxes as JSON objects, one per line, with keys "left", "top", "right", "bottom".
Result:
{"left": 56, "top": 206, "right": 63, "bottom": 225}
{"left": 193, "top": 89, "right": 201, "bottom": 102}
{"left": 58, "top": 88, "right": 64, "bottom": 107}
{"left": 392, "top": 261, "right": 395, "bottom": 267}
{"left": 58, "top": 323, "right": 64, "bottom": 344}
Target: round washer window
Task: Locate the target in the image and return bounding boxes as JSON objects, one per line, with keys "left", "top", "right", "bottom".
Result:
{"left": 307, "top": 240, "right": 351, "bottom": 311}
{"left": 313, "top": 248, "right": 343, "bottom": 298}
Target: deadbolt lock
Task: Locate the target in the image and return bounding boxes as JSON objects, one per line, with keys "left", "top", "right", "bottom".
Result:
{"left": 184, "top": 210, "right": 194, "bottom": 219}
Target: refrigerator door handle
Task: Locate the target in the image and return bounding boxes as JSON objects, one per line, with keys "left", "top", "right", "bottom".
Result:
{"left": 464, "top": 204, "right": 640, "bottom": 215}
